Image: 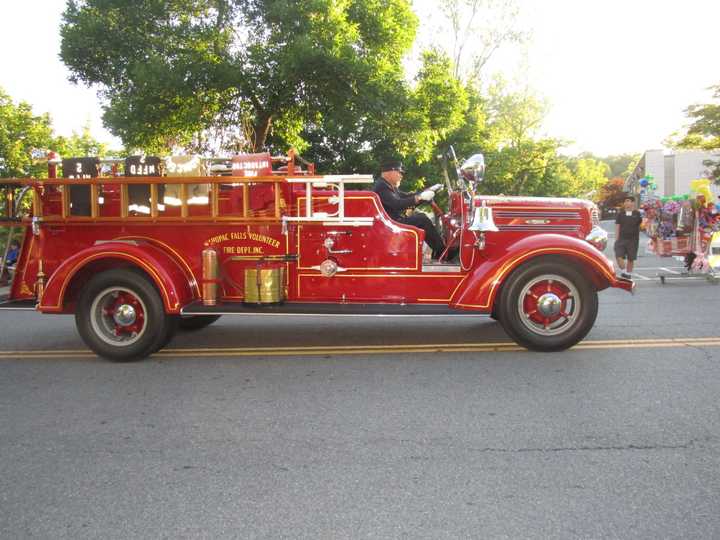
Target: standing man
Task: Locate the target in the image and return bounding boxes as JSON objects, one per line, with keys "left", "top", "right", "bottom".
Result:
{"left": 372, "top": 159, "right": 449, "bottom": 260}
{"left": 614, "top": 196, "right": 642, "bottom": 279}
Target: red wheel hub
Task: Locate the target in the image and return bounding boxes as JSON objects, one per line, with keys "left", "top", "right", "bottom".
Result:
{"left": 522, "top": 279, "right": 571, "bottom": 328}
{"left": 103, "top": 292, "right": 145, "bottom": 336}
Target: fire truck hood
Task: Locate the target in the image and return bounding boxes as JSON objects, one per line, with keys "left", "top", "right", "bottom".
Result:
{"left": 474, "top": 195, "right": 594, "bottom": 210}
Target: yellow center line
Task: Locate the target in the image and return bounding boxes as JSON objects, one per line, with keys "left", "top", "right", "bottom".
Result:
{"left": 0, "top": 337, "right": 719, "bottom": 358}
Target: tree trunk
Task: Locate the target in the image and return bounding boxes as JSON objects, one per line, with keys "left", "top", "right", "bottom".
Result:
{"left": 252, "top": 113, "right": 272, "bottom": 152}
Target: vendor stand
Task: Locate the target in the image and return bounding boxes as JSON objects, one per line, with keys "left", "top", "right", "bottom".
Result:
{"left": 642, "top": 179, "right": 720, "bottom": 284}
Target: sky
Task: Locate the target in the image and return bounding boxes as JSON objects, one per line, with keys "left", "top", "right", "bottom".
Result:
{"left": 0, "top": 0, "right": 718, "bottom": 157}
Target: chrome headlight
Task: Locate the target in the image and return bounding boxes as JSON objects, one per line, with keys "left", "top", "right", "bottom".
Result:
{"left": 585, "top": 225, "right": 608, "bottom": 251}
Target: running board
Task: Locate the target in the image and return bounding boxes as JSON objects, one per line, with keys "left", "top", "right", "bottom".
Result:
{"left": 181, "top": 301, "right": 486, "bottom": 317}
{"left": 0, "top": 297, "right": 37, "bottom": 311}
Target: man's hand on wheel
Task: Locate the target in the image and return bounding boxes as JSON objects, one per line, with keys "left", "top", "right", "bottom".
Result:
{"left": 418, "top": 189, "right": 435, "bottom": 202}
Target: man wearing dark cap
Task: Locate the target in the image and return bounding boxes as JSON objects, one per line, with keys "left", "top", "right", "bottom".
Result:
{"left": 372, "top": 159, "right": 449, "bottom": 260}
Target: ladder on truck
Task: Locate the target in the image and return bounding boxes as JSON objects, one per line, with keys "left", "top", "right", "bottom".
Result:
{"left": 0, "top": 184, "right": 30, "bottom": 288}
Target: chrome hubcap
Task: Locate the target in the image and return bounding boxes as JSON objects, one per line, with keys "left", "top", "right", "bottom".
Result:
{"left": 537, "top": 293, "right": 562, "bottom": 317}
{"left": 113, "top": 304, "right": 137, "bottom": 327}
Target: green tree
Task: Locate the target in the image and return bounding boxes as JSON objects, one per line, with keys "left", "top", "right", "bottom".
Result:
{"left": 0, "top": 88, "right": 55, "bottom": 178}
{"left": 55, "top": 123, "right": 110, "bottom": 159}
{"left": 474, "top": 78, "right": 569, "bottom": 196}
{"left": 60, "top": 0, "right": 418, "bottom": 154}
{"left": 0, "top": 89, "right": 104, "bottom": 220}
{"left": 576, "top": 152, "right": 639, "bottom": 180}
{"left": 296, "top": 47, "right": 468, "bottom": 192}
{"left": 563, "top": 156, "right": 610, "bottom": 199}
{"left": 404, "top": 49, "right": 468, "bottom": 161}
{"left": 601, "top": 154, "right": 638, "bottom": 179}
{"left": 672, "top": 83, "right": 720, "bottom": 181}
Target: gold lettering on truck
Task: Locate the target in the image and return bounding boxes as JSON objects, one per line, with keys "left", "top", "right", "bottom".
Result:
{"left": 205, "top": 230, "right": 282, "bottom": 256}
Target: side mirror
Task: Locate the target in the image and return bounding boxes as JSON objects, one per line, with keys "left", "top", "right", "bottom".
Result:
{"left": 460, "top": 153, "right": 485, "bottom": 185}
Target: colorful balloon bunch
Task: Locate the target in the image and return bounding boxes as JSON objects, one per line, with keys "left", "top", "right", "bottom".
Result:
{"left": 639, "top": 174, "right": 657, "bottom": 191}
{"left": 659, "top": 194, "right": 690, "bottom": 204}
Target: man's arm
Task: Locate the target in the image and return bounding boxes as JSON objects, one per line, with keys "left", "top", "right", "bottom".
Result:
{"left": 375, "top": 182, "right": 418, "bottom": 212}
{"left": 615, "top": 214, "right": 621, "bottom": 239}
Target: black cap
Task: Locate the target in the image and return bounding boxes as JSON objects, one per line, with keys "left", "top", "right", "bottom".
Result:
{"left": 380, "top": 159, "right": 404, "bottom": 173}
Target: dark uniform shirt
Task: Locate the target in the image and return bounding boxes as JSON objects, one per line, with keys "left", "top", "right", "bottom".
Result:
{"left": 615, "top": 210, "right": 642, "bottom": 240}
{"left": 372, "top": 177, "right": 417, "bottom": 220}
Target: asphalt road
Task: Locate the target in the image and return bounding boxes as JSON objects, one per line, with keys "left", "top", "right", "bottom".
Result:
{"left": 1, "top": 228, "right": 720, "bottom": 538}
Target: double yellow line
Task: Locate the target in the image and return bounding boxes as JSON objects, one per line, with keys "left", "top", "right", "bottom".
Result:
{"left": 0, "top": 337, "right": 718, "bottom": 359}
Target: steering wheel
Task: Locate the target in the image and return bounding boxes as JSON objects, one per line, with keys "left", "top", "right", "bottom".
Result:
{"left": 417, "top": 183, "right": 444, "bottom": 217}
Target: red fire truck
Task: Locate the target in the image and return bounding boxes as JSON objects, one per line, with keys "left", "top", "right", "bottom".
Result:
{"left": 0, "top": 149, "right": 632, "bottom": 361}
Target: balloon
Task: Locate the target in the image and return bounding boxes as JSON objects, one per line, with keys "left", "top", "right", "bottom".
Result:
{"left": 690, "top": 178, "right": 713, "bottom": 203}
{"left": 649, "top": 183, "right": 657, "bottom": 190}
{"left": 639, "top": 178, "right": 649, "bottom": 187}
{"left": 646, "top": 174, "right": 654, "bottom": 181}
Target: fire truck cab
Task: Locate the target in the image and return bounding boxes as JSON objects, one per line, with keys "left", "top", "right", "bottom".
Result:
{"left": 0, "top": 150, "right": 632, "bottom": 361}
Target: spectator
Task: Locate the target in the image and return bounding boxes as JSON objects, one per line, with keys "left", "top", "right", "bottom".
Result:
{"left": 614, "top": 197, "right": 642, "bottom": 279}
{"left": 1, "top": 239, "right": 20, "bottom": 285}
{"left": 5, "top": 239, "right": 20, "bottom": 266}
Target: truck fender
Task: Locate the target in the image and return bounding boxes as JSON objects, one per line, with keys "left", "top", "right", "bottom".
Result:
{"left": 450, "top": 234, "right": 616, "bottom": 312}
{"left": 39, "top": 241, "right": 196, "bottom": 314}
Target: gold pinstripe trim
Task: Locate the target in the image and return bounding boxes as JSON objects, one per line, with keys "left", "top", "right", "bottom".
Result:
{"left": 113, "top": 235, "right": 200, "bottom": 295}
{"left": 453, "top": 247, "right": 614, "bottom": 310}
{"left": 296, "top": 195, "right": 420, "bottom": 271}
{"left": 43, "top": 252, "right": 177, "bottom": 311}
{"left": 482, "top": 205, "right": 590, "bottom": 211}
{"left": 297, "top": 272, "right": 465, "bottom": 299}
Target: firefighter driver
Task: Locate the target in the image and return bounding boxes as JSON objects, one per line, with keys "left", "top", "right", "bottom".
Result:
{"left": 372, "top": 159, "right": 453, "bottom": 261}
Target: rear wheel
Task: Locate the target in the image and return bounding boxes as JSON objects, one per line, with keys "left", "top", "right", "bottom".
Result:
{"left": 178, "top": 315, "right": 221, "bottom": 331}
{"left": 498, "top": 259, "right": 598, "bottom": 351}
{"left": 75, "top": 269, "right": 174, "bottom": 361}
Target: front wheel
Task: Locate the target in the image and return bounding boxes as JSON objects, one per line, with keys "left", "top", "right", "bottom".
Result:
{"left": 497, "top": 259, "right": 598, "bottom": 351}
{"left": 75, "top": 269, "right": 174, "bottom": 361}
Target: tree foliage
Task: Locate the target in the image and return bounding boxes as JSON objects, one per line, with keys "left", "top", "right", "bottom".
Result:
{"left": 564, "top": 157, "right": 610, "bottom": 199}
{"left": 578, "top": 152, "right": 638, "bottom": 180}
{"left": 55, "top": 123, "right": 110, "bottom": 159}
{"left": 596, "top": 177, "right": 627, "bottom": 208}
{"left": 474, "top": 78, "right": 566, "bottom": 196}
{"left": 60, "top": 0, "right": 418, "bottom": 154}
{"left": 0, "top": 88, "right": 55, "bottom": 178}
{"left": 0, "top": 87, "right": 112, "bottom": 180}
{"left": 55, "top": 1, "right": 611, "bottom": 199}
{"left": 672, "top": 83, "right": 720, "bottom": 182}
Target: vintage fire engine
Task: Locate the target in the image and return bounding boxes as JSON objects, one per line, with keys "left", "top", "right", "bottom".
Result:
{"left": 0, "top": 149, "right": 632, "bottom": 361}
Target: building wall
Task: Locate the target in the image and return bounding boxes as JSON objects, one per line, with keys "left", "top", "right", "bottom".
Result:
{"left": 664, "top": 155, "right": 675, "bottom": 196}
{"left": 629, "top": 149, "right": 719, "bottom": 199}
{"left": 674, "top": 150, "right": 718, "bottom": 196}
{"left": 644, "top": 149, "right": 666, "bottom": 197}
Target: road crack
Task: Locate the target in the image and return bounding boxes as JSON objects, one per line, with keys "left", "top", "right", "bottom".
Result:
{"left": 469, "top": 440, "right": 698, "bottom": 454}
